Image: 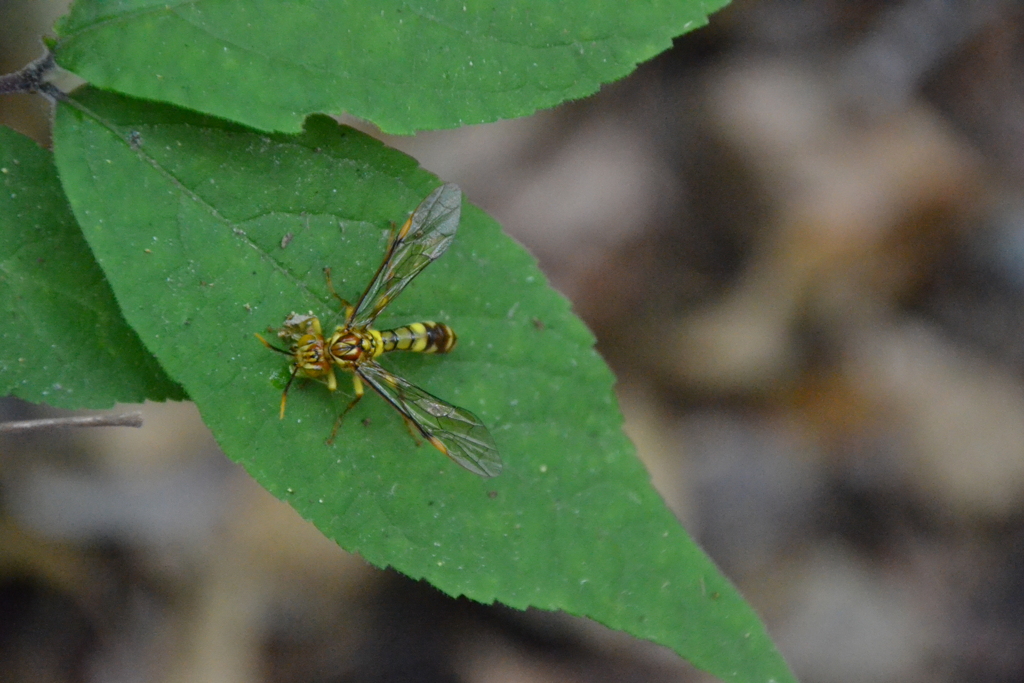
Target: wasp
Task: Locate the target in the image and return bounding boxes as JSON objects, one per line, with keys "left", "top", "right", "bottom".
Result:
{"left": 256, "top": 184, "right": 502, "bottom": 478}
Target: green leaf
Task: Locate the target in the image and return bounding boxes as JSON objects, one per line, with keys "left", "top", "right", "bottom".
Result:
{"left": 0, "top": 124, "right": 184, "bottom": 408}
{"left": 52, "top": 88, "right": 793, "bottom": 683}
{"left": 52, "top": 0, "right": 730, "bottom": 134}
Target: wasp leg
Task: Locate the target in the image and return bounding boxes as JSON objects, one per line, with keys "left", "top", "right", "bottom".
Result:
{"left": 391, "top": 403, "right": 447, "bottom": 456}
{"left": 278, "top": 365, "right": 300, "bottom": 419}
{"left": 323, "top": 267, "right": 354, "bottom": 319}
{"left": 399, "top": 414, "right": 425, "bottom": 446}
{"left": 256, "top": 334, "right": 301, "bottom": 419}
{"left": 399, "top": 415, "right": 447, "bottom": 455}
{"left": 327, "top": 374, "right": 365, "bottom": 444}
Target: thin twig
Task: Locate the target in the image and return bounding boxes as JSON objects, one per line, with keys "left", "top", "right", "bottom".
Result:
{"left": 38, "top": 81, "right": 67, "bottom": 103}
{"left": 0, "top": 51, "right": 56, "bottom": 96}
{"left": 0, "top": 412, "right": 144, "bottom": 434}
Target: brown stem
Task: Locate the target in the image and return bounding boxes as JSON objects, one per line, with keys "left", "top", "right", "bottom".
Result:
{"left": 0, "top": 51, "right": 56, "bottom": 96}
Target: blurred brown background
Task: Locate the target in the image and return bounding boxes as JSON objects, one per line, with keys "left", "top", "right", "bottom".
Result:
{"left": 5, "top": 1, "right": 1024, "bottom": 681}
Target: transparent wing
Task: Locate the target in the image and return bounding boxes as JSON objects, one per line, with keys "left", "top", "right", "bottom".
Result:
{"left": 349, "top": 183, "right": 462, "bottom": 327}
{"left": 357, "top": 361, "right": 502, "bottom": 478}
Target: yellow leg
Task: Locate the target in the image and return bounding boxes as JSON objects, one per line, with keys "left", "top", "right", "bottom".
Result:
{"left": 279, "top": 365, "right": 299, "bottom": 419}
{"left": 397, "top": 412, "right": 448, "bottom": 456}
{"left": 327, "top": 374, "right": 364, "bottom": 444}
{"left": 256, "top": 333, "right": 300, "bottom": 419}
{"left": 400, "top": 414, "right": 423, "bottom": 445}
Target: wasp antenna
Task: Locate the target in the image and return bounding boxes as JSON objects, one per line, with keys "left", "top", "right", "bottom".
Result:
{"left": 255, "top": 333, "right": 291, "bottom": 355}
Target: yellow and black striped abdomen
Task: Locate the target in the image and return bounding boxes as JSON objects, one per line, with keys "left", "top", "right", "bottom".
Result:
{"left": 377, "top": 322, "right": 457, "bottom": 356}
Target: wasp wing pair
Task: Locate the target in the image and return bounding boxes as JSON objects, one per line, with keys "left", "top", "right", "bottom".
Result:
{"left": 258, "top": 184, "right": 502, "bottom": 478}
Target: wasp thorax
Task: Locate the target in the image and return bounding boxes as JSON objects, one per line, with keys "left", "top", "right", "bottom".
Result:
{"left": 329, "top": 332, "right": 367, "bottom": 363}
{"left": 294, "top": 334, "right": 330, "bottom": 375}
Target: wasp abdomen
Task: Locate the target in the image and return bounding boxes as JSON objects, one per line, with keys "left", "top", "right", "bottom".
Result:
{"left": 379, "top": 322, "right": 457, "bottom": 354}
